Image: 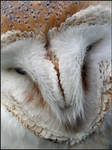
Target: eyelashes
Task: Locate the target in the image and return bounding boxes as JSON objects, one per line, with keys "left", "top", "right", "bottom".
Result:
{"left": 14, "top": 67, "right": 26, "bottom": 75}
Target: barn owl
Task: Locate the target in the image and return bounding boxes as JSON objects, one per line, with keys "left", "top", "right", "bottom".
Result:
{"left": 1, "top": 1, "right": 112, "bottom": 149}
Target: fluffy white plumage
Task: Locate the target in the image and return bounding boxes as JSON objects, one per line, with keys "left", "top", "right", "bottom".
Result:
{"left": 1, "top": 4, "right": 112, "bottom": 149}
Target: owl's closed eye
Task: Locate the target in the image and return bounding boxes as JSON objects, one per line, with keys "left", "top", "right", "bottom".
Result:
{"left": 1, "top": 1, "right": 112, "bottom": 149}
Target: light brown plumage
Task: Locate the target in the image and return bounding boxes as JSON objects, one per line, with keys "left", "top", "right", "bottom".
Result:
{"left": 1, "top": 1, "right": 110, "bottom": 34}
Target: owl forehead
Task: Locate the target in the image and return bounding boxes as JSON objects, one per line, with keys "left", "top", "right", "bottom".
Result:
{"left": 1, "top": 1, "right": 106, "bottom": 35}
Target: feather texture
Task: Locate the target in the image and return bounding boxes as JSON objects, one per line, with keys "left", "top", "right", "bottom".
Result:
{"left": 1, "top": 3, "right": 112, "bottom": 149}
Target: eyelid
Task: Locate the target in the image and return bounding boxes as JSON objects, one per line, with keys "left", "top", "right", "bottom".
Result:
{"left": 14, "top": 68, "right": 26, "bottom": 75}
{"left": 86, "top": 44, "right": 93, "bottom": 52}
{"left": 86, "top": 38, "right": 103, "bottom": 52}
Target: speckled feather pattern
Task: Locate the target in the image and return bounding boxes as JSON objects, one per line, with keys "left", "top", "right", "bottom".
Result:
{"left": 2, "top": 1, "right": 106, "bottom": 34}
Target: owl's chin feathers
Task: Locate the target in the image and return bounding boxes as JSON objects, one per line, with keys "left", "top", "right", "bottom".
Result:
{"left": 1, "top": 4, "right": 111, "bottom": 132}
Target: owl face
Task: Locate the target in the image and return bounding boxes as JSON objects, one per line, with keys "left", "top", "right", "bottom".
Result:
{"left": 1, "top": 1, "right": 112, "bottom": 144}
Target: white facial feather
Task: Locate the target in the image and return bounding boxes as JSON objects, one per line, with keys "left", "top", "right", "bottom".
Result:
{"left": 1, "top": 39, "right": 65, "bottom": 121}
{"left": 1, "top": 4, "right": 112, "bottom": 148}
{"left": 2, "top": 23, "right": 111, "bottom": 129}
{"left": 49, "top": 23, "right": 111, "bottom": 125}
